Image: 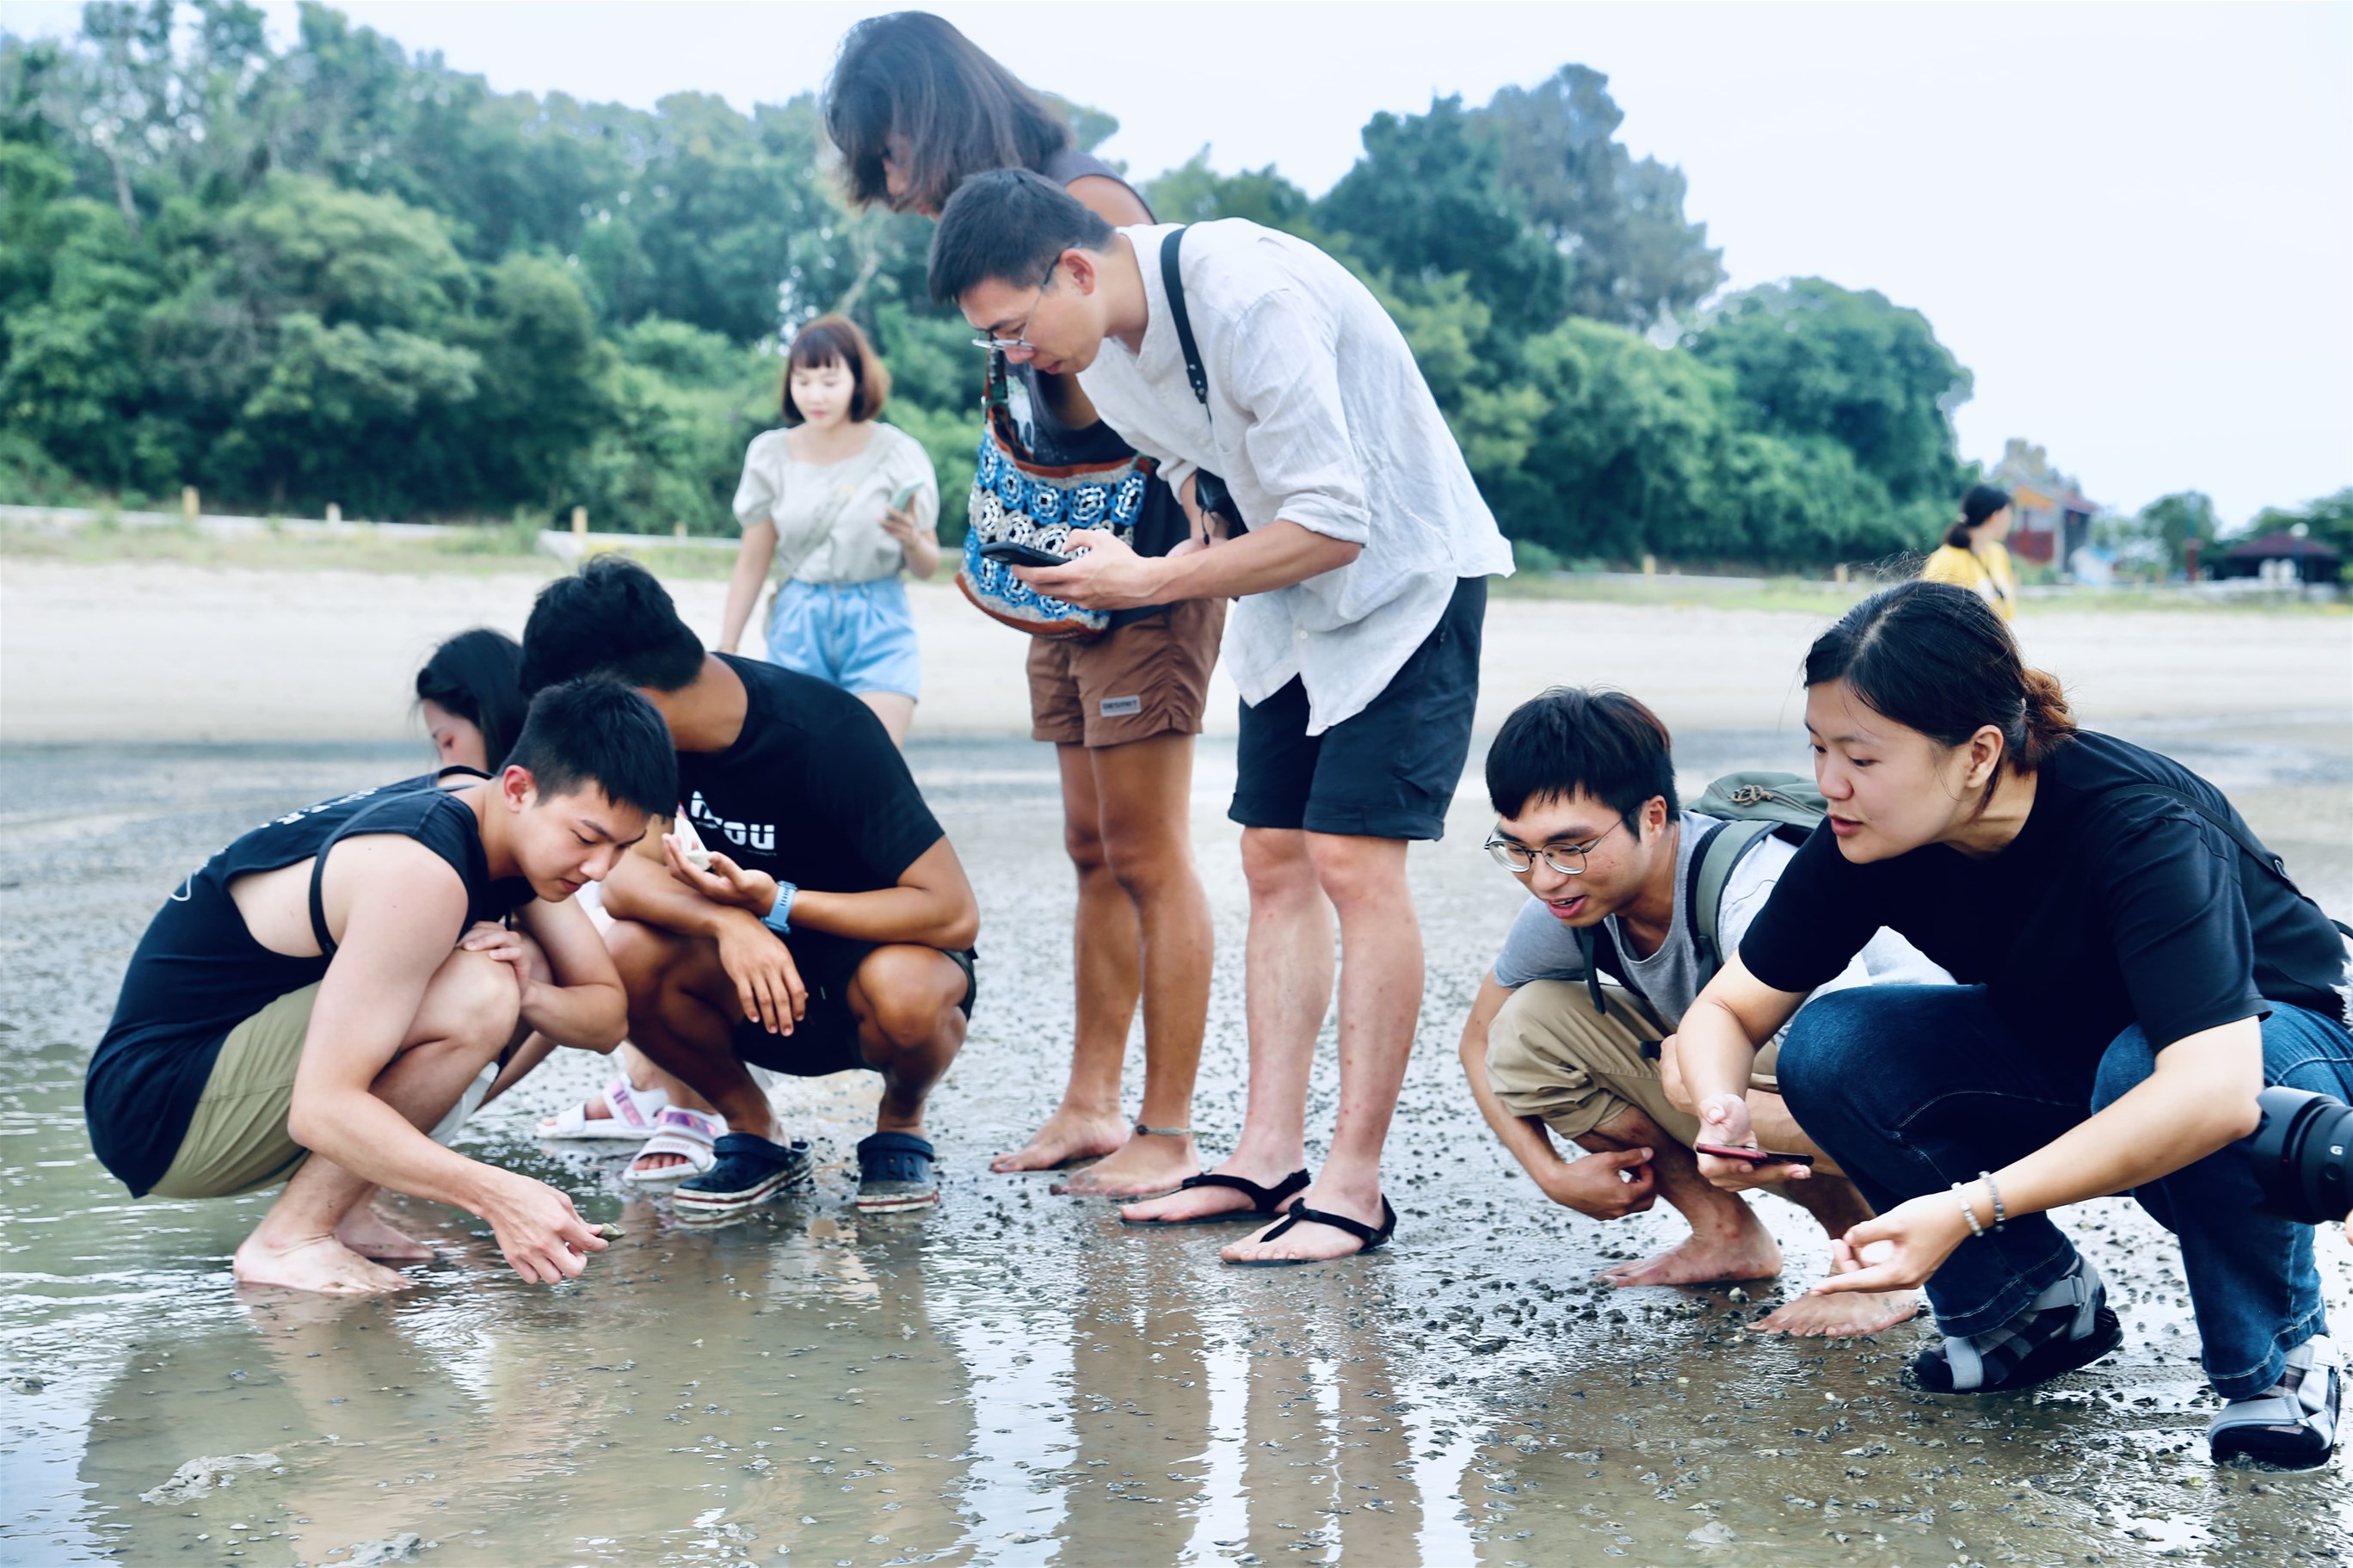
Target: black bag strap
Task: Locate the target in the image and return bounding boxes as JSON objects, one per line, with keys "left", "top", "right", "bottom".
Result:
{"left": 2087, "top": 780, "right": 2353, "bottom": 939}
{"left": 1159, "top": 227, "right": 1210, "bottom": 415}
{"left": 308, "top": 848, "right": 338, "bottom": 959}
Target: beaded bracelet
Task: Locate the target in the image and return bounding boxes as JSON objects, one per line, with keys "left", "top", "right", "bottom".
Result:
{"left": 1980, "top": 1170, "right": 2006, "bottom": 1232}
{"left": 1952, "top": 1179, "right": 1986, "bottom": 1239}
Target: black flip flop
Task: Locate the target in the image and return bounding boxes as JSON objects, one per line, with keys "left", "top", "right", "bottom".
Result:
{"left": 1227, "top": 1196, "right": 1397, "bottom": 1267}
{"left": 1118, "top": 1168, "right": 1309, "bottom": 1227}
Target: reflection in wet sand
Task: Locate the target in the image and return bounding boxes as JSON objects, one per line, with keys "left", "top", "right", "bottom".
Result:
{"left": 5, "top": 729, "right": 2350, "bottom": 1565}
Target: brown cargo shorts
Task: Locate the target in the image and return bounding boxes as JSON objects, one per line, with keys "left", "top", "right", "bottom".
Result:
{"left": 1027, "top": 597, "right": 1226, "bottom": 749}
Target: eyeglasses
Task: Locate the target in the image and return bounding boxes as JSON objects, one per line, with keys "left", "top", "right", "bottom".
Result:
{"left": 970, "top": 261, "right": 1057, "bottom": 354}
{"left": 1484, "top": 817, "right": 1627, "bottom": 876}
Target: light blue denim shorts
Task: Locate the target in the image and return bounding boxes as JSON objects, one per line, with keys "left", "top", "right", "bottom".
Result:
{"left": 765, "top": 576, "right": 921, "bottom": 700}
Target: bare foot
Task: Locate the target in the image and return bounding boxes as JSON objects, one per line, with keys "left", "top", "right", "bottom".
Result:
{"left": 234, "top": 1233, "right": 417, "bottom": 1295}
{"left": 989, "top": 1109, "right": 1130, "bottom": 1174}
{"left": 1599, "top": 1229, "right": 1783, "bottom": 1288}
{"left": 332, "top": 1208, "right": 436, "bottom": 1261}
{"left": 1752, "top": 1288, "right": 1922, "bottom": 1337}
{"left": 1219, "top": 1184, "right": 1385, "bottom": 1264}
{"left": 1052, "top": 1132, "right": 1200, "bottom": 1198}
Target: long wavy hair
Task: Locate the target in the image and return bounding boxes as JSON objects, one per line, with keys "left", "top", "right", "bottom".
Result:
{"left": 823, "top": 11, "right": 1072, "bottom": 214}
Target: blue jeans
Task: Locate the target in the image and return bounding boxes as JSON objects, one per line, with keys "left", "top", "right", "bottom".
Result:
{"left": 1777, "top": 985, "right": 2353, "bottom": 1399}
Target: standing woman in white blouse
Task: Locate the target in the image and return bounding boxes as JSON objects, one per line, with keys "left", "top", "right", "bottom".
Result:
{"left": 718, "top": 314, "right": 939, "bottom": 744}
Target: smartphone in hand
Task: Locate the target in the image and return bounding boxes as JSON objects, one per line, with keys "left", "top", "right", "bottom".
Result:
{"left": 977, "top": 540, "right": 1072, "bottom": 569}
{"left": 1694, "top": 1141, "right": 1816, "bottom": 1167}
{"left": 888, "top": 481, "right": 921, "bottom": 513}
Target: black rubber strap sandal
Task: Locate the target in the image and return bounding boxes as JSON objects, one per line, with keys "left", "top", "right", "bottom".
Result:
{"left": 2210, "top": 1339, "right": 2341, "bottom": 1469}
{"left": 1911, "top": 1254, "right": 2121, "bottom": 1393}
{"left": 1118, "top": 1168, "right": 1309, "bottom": 1227}
{"left": 1227, "top": 1196, "right": 1398, "bottom": 1267}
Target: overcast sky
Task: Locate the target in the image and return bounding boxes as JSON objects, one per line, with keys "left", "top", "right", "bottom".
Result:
{"left": 11, "top": 0, "right": 2349, "bottom": 525}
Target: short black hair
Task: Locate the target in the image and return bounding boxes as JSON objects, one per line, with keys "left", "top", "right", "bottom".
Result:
{"left": 520, "top": 556, "right": 707, "bottom": 696}
{"left": 1485, "top": 687, "right": 1679, "bottom": 823}
{"left": 416, "top": 628, "right": 527, "bottom": 768}
{"left": 929, "top": 167, "right": 1114, "bottom": 304}
{"left": 505, "top": 677, "right": 679, "bottom": 819}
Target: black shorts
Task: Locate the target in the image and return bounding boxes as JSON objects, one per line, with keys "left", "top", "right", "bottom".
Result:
{"left": 730, "top": 932, "right": 977, "bottom": 1077}
{"left": 1229, "top": 575, "right": 1485, "bottom": 842}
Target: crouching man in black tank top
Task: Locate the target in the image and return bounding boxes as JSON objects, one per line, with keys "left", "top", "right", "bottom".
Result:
{"left": 521, "top": 558, "right": 981, "bottom": 1220}
{"left": 84, "top": 679, "right": 679, "bottom": 1294}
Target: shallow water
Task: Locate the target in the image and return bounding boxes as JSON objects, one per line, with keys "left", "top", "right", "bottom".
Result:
{"left": 3, "top": 723, "right": 2350, "bottom": 1567}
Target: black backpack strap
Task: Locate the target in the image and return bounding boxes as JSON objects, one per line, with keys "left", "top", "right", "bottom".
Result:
{"left": 2088, "top": 780, "right": 2353, "bottom": 939}
{"left": 1573, "top": 925, "right": 1605, "bottom": 1014}
{"left": 1158, "top": 227, "right": 1210, "bottom": 414}
{"left": 308, "top": 847, "right": 339, "bottom": 959}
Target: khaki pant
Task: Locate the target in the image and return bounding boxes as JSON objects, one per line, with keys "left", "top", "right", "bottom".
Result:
{"left": 150, "top": 982, "right": 501, "bottom": 1199}
{"left": 151, "top": 983, "right": 321, "bottom": 1199}
{"left": 1485, "top": 980, "right": 1782, "bottom": 1146}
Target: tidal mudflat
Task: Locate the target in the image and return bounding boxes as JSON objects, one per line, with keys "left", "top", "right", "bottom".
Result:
{"left": 3, "top": 723, "right": 2350, "bottom": 1567}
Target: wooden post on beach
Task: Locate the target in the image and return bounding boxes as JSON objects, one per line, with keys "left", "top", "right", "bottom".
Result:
{"left": 673, "top": 520, "right": 687, "bottom": 539}
{"left": 571, "top": 506, "right": 588, "bottom": 538}
{"left": 1834, "top": 562, "right": 1850, "bottom": 586}
{"left": 181, "top": 486, "right": 199, "bottom": 523}
{"left": 1642, "top": 553, "right": 1656, "bottom": 579}
{"left": 325, "top": 502, "right": 341, "bottom": 525}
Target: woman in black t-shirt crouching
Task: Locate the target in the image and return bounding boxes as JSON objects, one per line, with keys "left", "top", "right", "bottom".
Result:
{"left": 1674, "top": 581, "right": 2353, "bottom": 1469}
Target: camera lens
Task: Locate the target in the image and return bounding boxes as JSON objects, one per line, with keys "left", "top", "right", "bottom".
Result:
{"left": 2249, "top": 1086, "right": 2353, "bottom": 1224}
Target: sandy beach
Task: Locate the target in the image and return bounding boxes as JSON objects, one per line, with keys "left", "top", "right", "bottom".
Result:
{"left": 4, "top": 558, "right": 2347, "bottom": 744}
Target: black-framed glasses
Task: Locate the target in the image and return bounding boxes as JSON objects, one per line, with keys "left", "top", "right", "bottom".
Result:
{"left": 1484, "top": 817, "right": 1627, "bottom": 876}
{"left": 970, "top": 261, "right": 1058, "bottom": 354}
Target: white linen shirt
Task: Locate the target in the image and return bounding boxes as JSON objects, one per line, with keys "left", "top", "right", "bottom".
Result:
{"left": 1076, "top": 221, "right": 1513, "bottom": 735}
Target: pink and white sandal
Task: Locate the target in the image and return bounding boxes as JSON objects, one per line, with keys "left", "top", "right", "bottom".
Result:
{"left": 538, "top": 1074, "right": 670, "bottom": 1142}
{"left": 622, "top": 1107, "right": 725, "bottom": 1190}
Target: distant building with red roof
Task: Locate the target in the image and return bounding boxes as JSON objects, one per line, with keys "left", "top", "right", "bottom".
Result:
{"left": 1987, "top": 439, "right": 2098, "bottom": 569}
{"left": 2213, "top": 531, "right": 2342, "bottom": 585}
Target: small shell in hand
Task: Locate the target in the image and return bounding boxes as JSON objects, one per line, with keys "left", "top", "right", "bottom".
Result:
{"left": 670, "top": 808, "right": 715, "bottom": 872}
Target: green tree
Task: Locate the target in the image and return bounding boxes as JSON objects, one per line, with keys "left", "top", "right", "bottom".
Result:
{"left": 2136, "top": 490, "right": 2220, "bottom": 573}
{"left": 1315, "top": 95, "right": 1569, "bottom": 336}
{"left": 1483, "top": 65, "right": 1725, "bottom": 329}
{"left": 1687, "top": 279, "right": 1969, "bottom": 506}
{"left": 1145, "top": 149, "right": 1316, "bottom": 234}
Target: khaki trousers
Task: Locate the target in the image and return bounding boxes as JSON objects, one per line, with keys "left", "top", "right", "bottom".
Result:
{"left": 1485, "top": 980, "right": 1782, "bottom": 1146}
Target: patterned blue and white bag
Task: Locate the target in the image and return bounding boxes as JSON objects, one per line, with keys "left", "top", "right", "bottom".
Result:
{"left": 956, "top": 354, "right": 1157, "bottom": 640}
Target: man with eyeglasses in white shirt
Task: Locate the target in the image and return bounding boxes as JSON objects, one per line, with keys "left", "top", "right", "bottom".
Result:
{"left": 930, "top": 169, "right": 1513, "bottom": 1264}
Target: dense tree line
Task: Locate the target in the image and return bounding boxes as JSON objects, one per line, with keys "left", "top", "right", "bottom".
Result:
{"left": 3, "top": 2, "right": 1981, "bottom": 564}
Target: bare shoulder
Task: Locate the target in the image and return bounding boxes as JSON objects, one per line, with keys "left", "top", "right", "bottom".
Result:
{"left": 323, "top": 833, "right": 471, "bottom": 919}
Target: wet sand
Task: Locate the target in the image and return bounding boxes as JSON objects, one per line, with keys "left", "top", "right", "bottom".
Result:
{"left": 3, "top": 705, "right": 2350, "bottom": 1565}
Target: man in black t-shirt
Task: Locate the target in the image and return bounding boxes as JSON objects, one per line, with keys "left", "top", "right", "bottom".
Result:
{"left": 522, "top": 558, "right": 980, "bottom": 1218}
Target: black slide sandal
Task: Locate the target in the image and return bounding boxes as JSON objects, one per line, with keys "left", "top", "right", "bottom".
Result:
{"left": 1226, "top": 1196, "right": 1397, "bottom": 1267}
{"left": 1119, "top": 1169, "right": 1309, "bottom": 1227}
